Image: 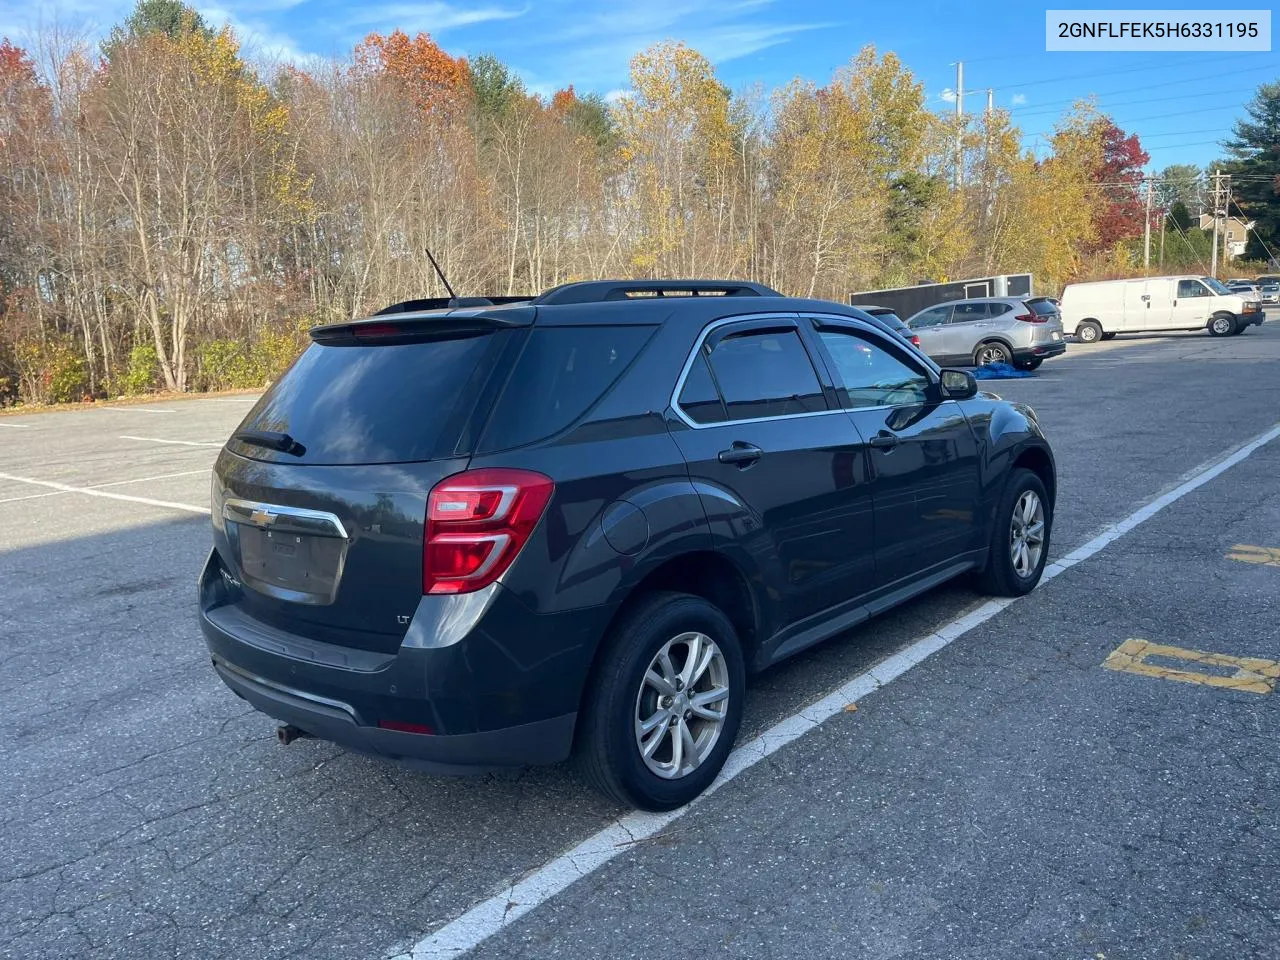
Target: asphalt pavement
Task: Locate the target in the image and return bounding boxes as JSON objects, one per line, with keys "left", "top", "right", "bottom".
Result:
{"left": 2, "top": 318, "right": 1279, "bottom": 960}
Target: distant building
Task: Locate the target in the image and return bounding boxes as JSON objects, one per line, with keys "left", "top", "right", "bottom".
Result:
{"left": 1198, "top": 214, "right": 1256, "bottom": 259}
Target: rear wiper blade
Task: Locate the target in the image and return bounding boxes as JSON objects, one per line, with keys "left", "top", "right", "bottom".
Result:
{"left": 233, "top": 430, "right": 306, "bottom": 457}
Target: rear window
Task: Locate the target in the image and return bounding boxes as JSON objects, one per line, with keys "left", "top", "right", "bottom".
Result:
{"left": 477, "top": 325, "right": 654, "bottom": 452}
{"left": 230, "top": 333, "right": 507, "bottom": 465}
{"left": 1027, "top": 300, "right": 1059, "bottom": 316}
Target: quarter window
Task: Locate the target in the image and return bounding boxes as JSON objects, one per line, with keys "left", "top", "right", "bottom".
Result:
{"left": 703, "top": 329, "right": 826, "bottom": 422}
{"left": 816, "top": 329, "right": 931, "bottom": 409}
{"left": 677, "top": 352, "right": 727, "bottom": 424}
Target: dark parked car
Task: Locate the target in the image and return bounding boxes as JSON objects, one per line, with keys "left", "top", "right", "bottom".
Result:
{"left": 856, "top": 304, "right": 922, "bottom": 348}
{"left": 200, "top": 279, "right": 1057, "bottom": 810}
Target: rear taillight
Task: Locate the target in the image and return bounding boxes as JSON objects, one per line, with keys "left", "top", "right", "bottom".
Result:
{"left": 423, "top": 468, "right": 554, "bottom": 594}
{"left": 1016, "top": 312, "right": 1046, "bottom": 323}
{"left": 910, "top": 335, "right": 921, "bottom": 347}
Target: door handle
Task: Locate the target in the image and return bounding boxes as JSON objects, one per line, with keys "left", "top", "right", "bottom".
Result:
{"left": 869, "top": 431, "right": 899, "bottom": 451}
{"left": 717, "top": 442, "right": 763, "bottom": 466}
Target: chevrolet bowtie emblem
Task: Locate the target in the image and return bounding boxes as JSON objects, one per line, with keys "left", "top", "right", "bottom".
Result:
{"left": 249, "top": 508, "right": 278, "bottom": 526}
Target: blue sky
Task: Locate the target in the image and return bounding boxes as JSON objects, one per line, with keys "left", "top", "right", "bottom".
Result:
{"left": 6, "top": 0, "right": 1279, "bottom": 169}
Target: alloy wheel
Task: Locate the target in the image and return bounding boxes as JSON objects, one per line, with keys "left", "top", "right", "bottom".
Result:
{"left": 1009, "top": 489, "right": 1045, "bottom": 578}
{"left": 634, "top": 632, "right": 730, "bottom": 780}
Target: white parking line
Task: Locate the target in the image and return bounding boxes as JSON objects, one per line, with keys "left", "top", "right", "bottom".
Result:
{"left": 119, "top": 435, "right": 223, "bottom": 448}
{"left": 201, "top": 396, "right": 260, "bottom": 403}
{"left": 98, "top": 407, "right": 176, "bottom": 414}
{"left": 94, "top": 469, "right": 211, "bottom": 488}
{"left": 0, "top": 471, "right": 210, "bottom": 515}
{"left": 396, "top": 418, "right": 1280, "bottom": 960}
{"left": 0, "top": 422, "right": 32, "bottom": 428}
{"left": 0, "top": 491, "right": 64, "bottom": 504}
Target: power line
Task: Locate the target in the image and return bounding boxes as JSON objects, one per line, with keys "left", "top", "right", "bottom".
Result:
{"left": 996, "top": 63, "right": 1277, "bottom": 112}
{"left": 1020, "top": 103, "right": 1249, "bottom": 139}
{"left": 993, "top": 52, "right": 1248, "bottom": 91}
{"left": 1011, "top": 90, "right": 1253, "bottom": 120}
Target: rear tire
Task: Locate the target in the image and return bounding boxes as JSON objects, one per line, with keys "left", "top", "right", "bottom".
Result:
{"left": 974, "top": 468, "right": 1051, "bottom": 597}
{"left": 1076, "top": 321, "right": 1102, "bottom": 344}
{"left": 1015, "top": 358, "right": 1043, "bottom": 371}
{"left": 1208, "top": 314, "right": 1236, "bottom": 337}
{"left": 974, "top": 341, "right": 1012, "bottom": 367}
{"left": 576, "top": 591, "right": 746, "bottom": 811}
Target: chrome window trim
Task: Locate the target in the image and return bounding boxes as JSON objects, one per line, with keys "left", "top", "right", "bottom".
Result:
{"left": 223, "top": 498, "right": 350, "bottom": 540}
{"left": 669, "top": 311, "right": 926, "bottom": 430}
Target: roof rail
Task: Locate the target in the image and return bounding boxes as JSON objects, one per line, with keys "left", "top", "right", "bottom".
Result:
{"left": 373, "top": 295, "right": 533, "bottom": 315}
{"left": 533, "top": 279, "right": 783, "bottom": 306}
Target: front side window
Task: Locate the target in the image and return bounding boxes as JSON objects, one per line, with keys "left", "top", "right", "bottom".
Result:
{"left": 1178, "top": 279, "right": 1210, "bottom": 299}
{"left": 911, "top": 306, "right": 950, "bottom": 329}
{"left": 816, "top": 329, "right": 931, "bottom": 409}
{"left": 704, "top": 329, "right": 827, "bottom": 422}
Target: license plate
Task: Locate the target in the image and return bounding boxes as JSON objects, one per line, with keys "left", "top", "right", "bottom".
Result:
{"left": 237, "top": 525, "right": 342, "bottom": 600}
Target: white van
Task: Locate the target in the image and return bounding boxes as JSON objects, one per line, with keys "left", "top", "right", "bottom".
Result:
{"left": 1060, "top": 275, "right": 1264, "bottom": 343}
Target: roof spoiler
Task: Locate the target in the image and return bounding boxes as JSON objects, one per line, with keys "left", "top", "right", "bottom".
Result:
{"left": 533, "top": 280, "right": 783, "bottom": 305}
{"left": 373, "top": 295, "right": 533, "bottom": 315}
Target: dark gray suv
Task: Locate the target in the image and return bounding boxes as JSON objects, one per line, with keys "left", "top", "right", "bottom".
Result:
{"left": 199, "top": 280, "right": 1057, "bottom": 809}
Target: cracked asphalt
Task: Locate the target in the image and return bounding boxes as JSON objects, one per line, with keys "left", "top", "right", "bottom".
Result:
{"left": 2, "top": 319, "right": 1279, "bottom": 960}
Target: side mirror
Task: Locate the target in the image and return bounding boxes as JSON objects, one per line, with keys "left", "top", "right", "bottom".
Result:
{"left": 938, "top": 368, "right": 977, "bottom": 400}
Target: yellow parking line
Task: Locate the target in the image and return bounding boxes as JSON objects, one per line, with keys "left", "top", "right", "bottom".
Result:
{"left": 1227, "top": 544, "right": 1280, "bottom": 567}
{"left": 1102, "top": 639, "right": 1280, "bottom": 695}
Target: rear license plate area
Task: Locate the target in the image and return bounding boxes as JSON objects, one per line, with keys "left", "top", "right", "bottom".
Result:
{"left": 236, "top": 526, "right": 343, "bottom": 602}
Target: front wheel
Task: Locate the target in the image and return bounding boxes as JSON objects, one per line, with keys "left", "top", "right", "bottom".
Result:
{"left": 974, "top": 468, "right": 1051, "bottom": 597}
{"left": 1208, "top": 314, "right": 1236, "bottom": 337}
{"left": 576, "top": 592, "right": 746, "bottom": 810}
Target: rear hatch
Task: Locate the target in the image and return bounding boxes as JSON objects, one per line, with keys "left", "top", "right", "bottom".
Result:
{"left": 209, "top": 311, "right": 528, "bottom": 653}
{"left": 1025, "top": 299, "right": 1064, "bottom": 343}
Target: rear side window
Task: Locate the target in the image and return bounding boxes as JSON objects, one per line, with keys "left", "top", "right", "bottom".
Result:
{"left": 478, "top": 325, "right": 654, "bottom": 452}
{"left": 230, "top": 333, "right": 508, "bottom": 465}
{"left": 1027, "top": 300, "right": 1059, "bottom": 317}
{"left": 950, "top": 302, "right": 989, "bottom": 322}
{"left": 705, "top": 330, "right": 826, "bottom": 421}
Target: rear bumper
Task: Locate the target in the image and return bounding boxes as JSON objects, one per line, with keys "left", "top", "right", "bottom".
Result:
{"left": 198, "top": 549, "right": 600, "bottom": 771}
{"left": 1015, "top": 339, "right": 1067, "bottom": 361}
{"left": 212, "top": 658, "right": 574, "bottom": 772}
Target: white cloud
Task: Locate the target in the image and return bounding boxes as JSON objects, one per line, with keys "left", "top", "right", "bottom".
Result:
{"left": 1011, "top": 93, "right": 1027, "bottom": 106}
{"left": 604, "top": 88, "right": 631, "bottom": 104}
{"left": 339, "top": 2, "right": 528, "bottom": 33}
{"left": 939, "top": 88, "right": 956, "bottom": 103}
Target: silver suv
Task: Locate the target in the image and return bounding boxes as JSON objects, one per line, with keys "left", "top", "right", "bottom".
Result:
{"left": 906, "top": 297, "right": 1066, "bottom": 370}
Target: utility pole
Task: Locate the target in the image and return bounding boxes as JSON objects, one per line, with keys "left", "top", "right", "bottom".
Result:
{"left": 954, "top": 61, "right": 964, "bottom": 190}
{"left": 1222, "top": 174, "right": 1232, "bottom": 269}
{"left": 1159, "top": 212, "right": 1166, "bottom": 268}
{"left": 1210, "top": 169, "right": 1222, "bottom": 278}
{"left": 1143, "top": 175, "right": 1153, "bottom": 272}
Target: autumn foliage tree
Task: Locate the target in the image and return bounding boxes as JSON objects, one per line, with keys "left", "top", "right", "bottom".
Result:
{"left": 0, "top": 0, "right": 1187, "bottom": 406}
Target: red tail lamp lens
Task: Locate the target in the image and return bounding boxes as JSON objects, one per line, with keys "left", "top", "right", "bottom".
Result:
{"left": 423, "top": 469, "right": 554, "bottom": 594}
